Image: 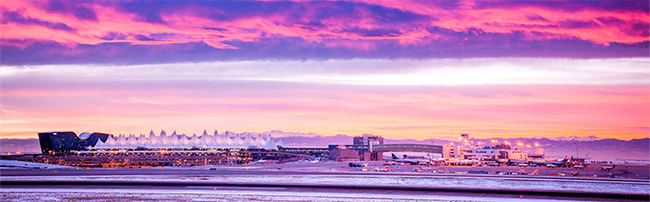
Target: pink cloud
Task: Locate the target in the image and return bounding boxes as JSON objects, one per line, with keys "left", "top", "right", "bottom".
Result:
{"left": 2, "top": 0, "right": 646, "bottom": 53}
{"left": 362, "top": 0, "right": 649, "bottom": 46}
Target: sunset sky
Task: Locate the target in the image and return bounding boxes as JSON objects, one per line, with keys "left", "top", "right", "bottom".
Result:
{"left": 1, "top": 0, "right": 648, "bottom": 140}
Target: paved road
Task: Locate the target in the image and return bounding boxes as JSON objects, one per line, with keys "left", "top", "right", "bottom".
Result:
{"left": 2, "top": 166, "right": 648, "bottom": 183}
{"left": 0, "top": 185, "right": 620, "bottom": 202}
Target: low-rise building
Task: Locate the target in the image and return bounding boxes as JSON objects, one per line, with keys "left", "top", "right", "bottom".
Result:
{"left": 330, "top": 146, "right": 360, "bottom": 161}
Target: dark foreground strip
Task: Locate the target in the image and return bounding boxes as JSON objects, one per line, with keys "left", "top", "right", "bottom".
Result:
{"left": 3, "top": 180, "right": 649, "bottom": 200}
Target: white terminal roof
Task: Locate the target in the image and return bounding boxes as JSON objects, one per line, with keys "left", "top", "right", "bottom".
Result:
{"left": 92, "top": 130, "right": 283, "bottom": 150}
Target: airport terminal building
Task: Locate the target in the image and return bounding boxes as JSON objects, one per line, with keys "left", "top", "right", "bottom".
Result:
{"left": 31, "top": 131, "right": 447, "bottom": 167}
{"left": 31, "top": 130, "right": 307, "bottom": 167}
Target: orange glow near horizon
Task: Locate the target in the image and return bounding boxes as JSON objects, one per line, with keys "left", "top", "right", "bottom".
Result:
{"left": 1, "top": 82, "right": 647, "bottom": 140}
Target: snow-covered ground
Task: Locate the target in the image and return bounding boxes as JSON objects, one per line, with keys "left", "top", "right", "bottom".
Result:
{"left": 3, "top": 173, "right": 649, "bottom": 195}
{"left": 0, "top": 160, "right": 71, "bottom": 169}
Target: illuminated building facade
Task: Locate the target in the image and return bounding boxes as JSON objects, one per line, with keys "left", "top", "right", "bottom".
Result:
{"left": 443, "top": 133, "right": 544, "bottom": 161}
{"left": 33, "top": 130, "right": 300, "bottom": 167}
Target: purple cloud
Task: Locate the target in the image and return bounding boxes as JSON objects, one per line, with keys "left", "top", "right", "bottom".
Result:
{"left": 0, "top": 0, "right": 648, "bottom": 65}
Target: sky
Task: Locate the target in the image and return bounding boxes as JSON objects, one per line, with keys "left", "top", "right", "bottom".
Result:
{"left": 1, "top": 0, "right": 648, "bottom": 140}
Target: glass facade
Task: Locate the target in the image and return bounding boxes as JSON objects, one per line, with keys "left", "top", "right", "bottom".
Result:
{"left": 38, "top": 132, "right": 111, "bottom": 154}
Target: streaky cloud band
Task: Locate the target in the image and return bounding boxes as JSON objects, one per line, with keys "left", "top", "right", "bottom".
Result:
{"left": 2, "top": 58, "right": 648, "bottom": 85}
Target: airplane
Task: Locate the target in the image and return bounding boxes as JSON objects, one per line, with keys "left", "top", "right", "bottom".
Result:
{"left": 388, "top": 153, "right": 433, "bottom": 165}
{"left": 532, "top": 155, "right": 570, "bottom": 167}
{"left": 507, "top": 159, "right": 530, "bottom": 166}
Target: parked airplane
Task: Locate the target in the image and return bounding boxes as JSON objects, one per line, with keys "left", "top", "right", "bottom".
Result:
{"left": 507, "top": 159, "right": 529, "bottom": 166}
{"left": 532, "top": 155, "right": 570, "bottom": 167}
{"left": 388, "top": 153, "right": 433, "bottom": 165}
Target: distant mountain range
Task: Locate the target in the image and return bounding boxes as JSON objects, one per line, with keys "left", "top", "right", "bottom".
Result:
{"left": 535, "top": 135, "right": 604, "bottom": 142}
{"left": 2, "top": 131, "right": 648, "bottom": 161}
{"left": 0, "top": 138, "right": 41, "bottom": 155}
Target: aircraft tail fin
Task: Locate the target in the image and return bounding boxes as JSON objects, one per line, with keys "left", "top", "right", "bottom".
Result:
{"left": 391, "top": 153, "right": 398, "bottom": 159}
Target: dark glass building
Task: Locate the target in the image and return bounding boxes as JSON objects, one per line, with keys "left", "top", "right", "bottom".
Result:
{"left": 38, "top": 131, "right": 110, "bottom": 154}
